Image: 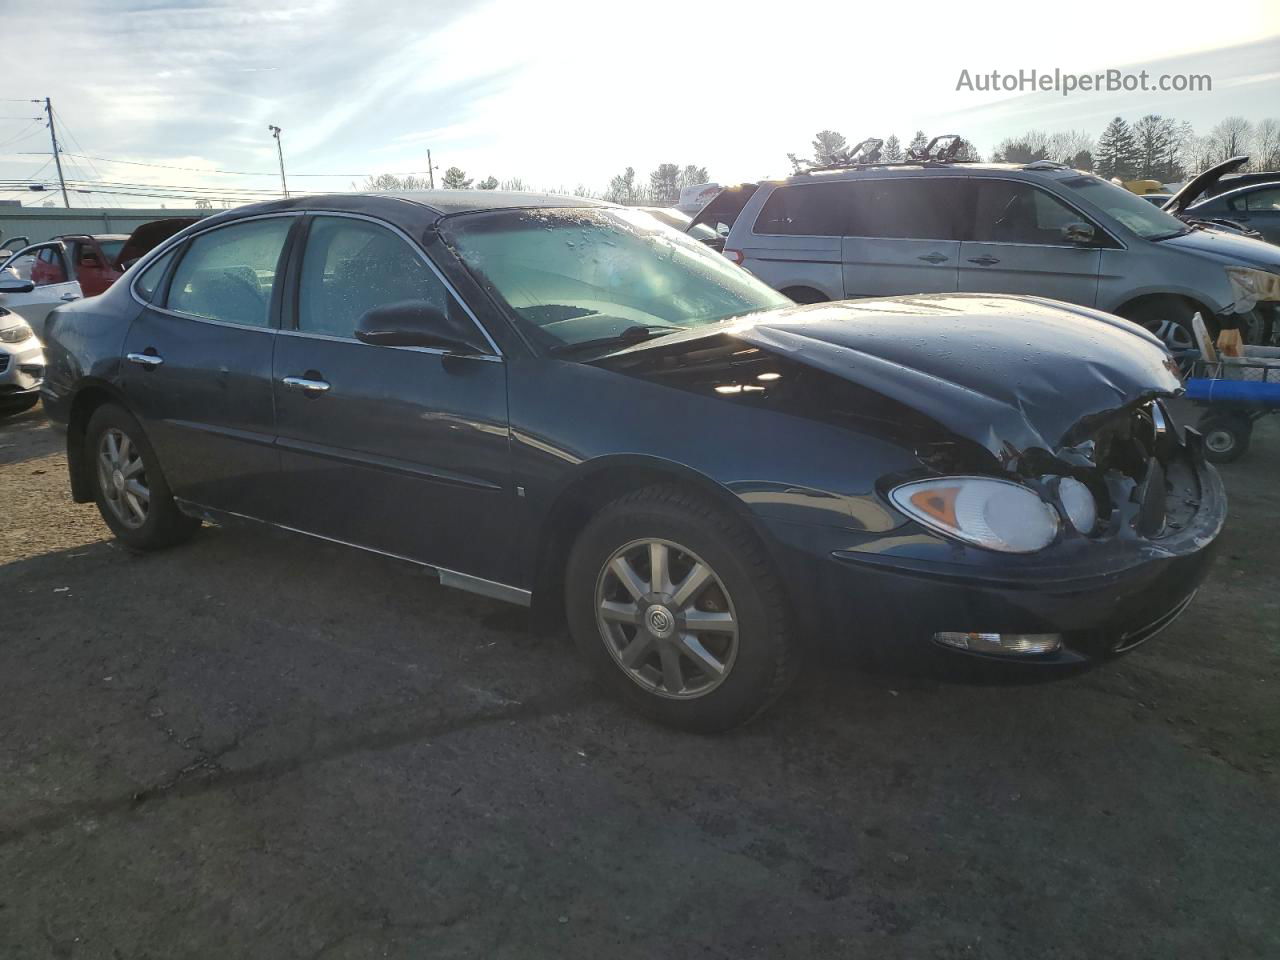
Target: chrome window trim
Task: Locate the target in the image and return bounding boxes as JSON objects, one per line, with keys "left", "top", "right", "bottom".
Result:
{"left": 290, "top": 209, "right": 503, "bottom": 357}
{"left": 274, "top": 326, "right": 502, "bottom": 362}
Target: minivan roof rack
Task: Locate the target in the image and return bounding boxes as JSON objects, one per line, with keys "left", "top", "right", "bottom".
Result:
{"left": 1022, "top": 159, "right": 1070, "bottom": 171}
{"left": 792, "top": 133, "right": 977, "bottom": 175}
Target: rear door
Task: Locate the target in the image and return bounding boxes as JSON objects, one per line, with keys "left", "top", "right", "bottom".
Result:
{"left": 121, "top": 215, "right": 294, "bottom": 518}
{"left": 0, "top": 244, "right": 82, "bottom": 340}
{"left": 841, "top": 178, "right": 964, "bottom": 296}
{"left": 271, "top": 213, "right": 512, "bottom": 584}
{"left": 958, "top": 179, "right": 1102, "bottom": 305}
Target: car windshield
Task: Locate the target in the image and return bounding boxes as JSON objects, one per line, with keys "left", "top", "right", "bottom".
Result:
{"left": 444, "top": 207, "right": 789, "bottom": 351}
{"left": 1061, "top": 175, "right": 1189, "bottom": 240}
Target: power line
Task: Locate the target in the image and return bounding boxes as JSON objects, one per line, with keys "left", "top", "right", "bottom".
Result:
{"left": 26, "top": 151, "right": 432, "bottom": 179}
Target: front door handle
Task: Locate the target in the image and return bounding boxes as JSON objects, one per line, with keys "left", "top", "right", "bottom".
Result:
{"left": 282, "top": 375, "right": 331, "bottom": 395}
{"left": 60, "top": 292, "right": 80, "bottom": 301}
{"left": 126, "top": 352, "right": 164, "bottom": 368}
{"left": 967, "top": 255, "right": 1001, "bottom": 266}
{"left": 917, "top": 252, "right": 949, "bottom": 264}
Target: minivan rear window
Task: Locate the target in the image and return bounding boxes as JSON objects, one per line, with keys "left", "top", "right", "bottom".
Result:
{"left": 753, "top": 182, "right": 848, "bottom": 236}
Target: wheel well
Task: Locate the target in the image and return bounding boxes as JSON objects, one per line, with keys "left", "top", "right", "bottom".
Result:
{"left": 781, "top": 286, "right": 829, "bottom": 305}
{"left": 1115, "top": 293, "right": 1216, "bottom": 325}
{"left": 66, "top": 385, "right": 122, "bottom": 502}
{"left": 528, "top": 463, "right": 764, "bottom": 628}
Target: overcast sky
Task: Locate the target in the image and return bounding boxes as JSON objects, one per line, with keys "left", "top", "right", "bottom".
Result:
{"left": 2, "top": 0, "right": 1279, "bottom": 207}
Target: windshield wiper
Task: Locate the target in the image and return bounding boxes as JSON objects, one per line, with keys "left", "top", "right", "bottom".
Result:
{"left": 550, "top": 324, "right": 687, "bottom": 356}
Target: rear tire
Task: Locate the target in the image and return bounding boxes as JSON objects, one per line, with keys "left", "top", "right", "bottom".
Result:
{"left": 1198, "top": 411, "right": 1252, "bottom": 464}
{"left": 782, "top": 287, "right": 829, "bottom": 305}
{"left": 85, "top": 403, "right": 201, "bottom": 550}
{"left": 565, "top": 485, "right": 796, "bottom": 732}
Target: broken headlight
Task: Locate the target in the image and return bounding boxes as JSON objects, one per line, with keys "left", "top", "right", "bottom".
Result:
{"left": 890, "top": 477, "right": 1060, "bottom": 554}
{"left": 0, "top": 318, "right": 32, "bottom": 344}
{"left": 1225, "top": 266, "right": 1280, "bottom": 313}
{"left": 1056, "top": 477, "right": 1098, "bottom": 535}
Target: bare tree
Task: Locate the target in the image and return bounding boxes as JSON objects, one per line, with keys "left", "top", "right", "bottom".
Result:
{"left": 1046, "top": 130, "right": 1094, "bottom": 164}
{"left": 648, "top": 163, "right": 682, "bottom": 205}
{"left": 501, "top": 177, "right": 528, "bottom": 191}
{"left": 678, "top": 164, "right": 710, "bottom": 188}
{"left": 604, "top": 167, "right": 640, "bottom": 205}
{"left": 1208, "top": 116, "right": 1253, "bottom": 162}
{"left": 361, "top": 173, "right": 429, "bottom": 191}
{"left": 1253, "top": 118, "right": 1280, "bottom": 171}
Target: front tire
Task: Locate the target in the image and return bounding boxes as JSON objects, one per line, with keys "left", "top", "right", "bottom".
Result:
{"left": 566, "top": 485, "right": 796, "bottom": 732}
{"left": 86, "top": 403, "right": 200, "bottom": 550}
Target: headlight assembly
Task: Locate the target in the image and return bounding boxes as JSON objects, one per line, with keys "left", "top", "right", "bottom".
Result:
{"left": 1225, "top": 266, "right": 1280, "bottom": 313}
{"left": 890, "top": 476, "right": 1060, "bottom": 554}
{"left": 0, "top": 320, "right": 33, "bottom": 344}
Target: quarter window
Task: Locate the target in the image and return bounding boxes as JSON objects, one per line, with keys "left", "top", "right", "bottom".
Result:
{"left": 845, "top": 179, "right": 965, "bottom": 241}
{"left": 297, "top": 217, "right": 451, "bottom": 339}
{"left": 1244, "top": 188, "right": 1280, "bottom": 212}
{"left": 970, "top": 181, "right": 1089, "bottom": 245}
{"left": 167, "top": 218, "right": 291, "bottom": 327}
{"left": 134, "top": 248, "right": 177, "bottom": 303}
{"left": 753, "top": 182, "right": 849, "bottom": 236}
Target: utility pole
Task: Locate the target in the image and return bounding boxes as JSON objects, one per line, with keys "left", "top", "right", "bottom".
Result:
{"left": 427, "top": 149, "right": 435, "bottom": 190}
{"left": 44, "top": 98, "right": 69, "bottom": 208}
{"left": 268, "top": 125, "right": 289, "bottom": 198}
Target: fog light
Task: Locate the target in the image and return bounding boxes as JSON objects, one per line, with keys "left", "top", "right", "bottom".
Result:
{"left": 933, "top": 632, "right": 1062, "bottom": 655}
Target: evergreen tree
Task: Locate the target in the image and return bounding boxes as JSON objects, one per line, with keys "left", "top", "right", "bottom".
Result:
{"left": 907, "top": 130, "right": 929, "bottom": 158}
{"left": 442, "top": 166, "right": 472, "bottom": 189}
{"left": 476, "top": 176, "right": 499, "bottom": 190}
{"left": 1095, "top": 117, "right": 1139, "bottom": 179}
{"left": 882, "top": 135, "right": 903, "bottom": 162}
{"left": 811, "top": 130, "right": 849, "bottom": 165}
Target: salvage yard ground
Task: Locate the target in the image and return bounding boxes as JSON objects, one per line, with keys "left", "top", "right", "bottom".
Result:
{"left": 0, "top": 404, "right": 1277, "bottom": 959}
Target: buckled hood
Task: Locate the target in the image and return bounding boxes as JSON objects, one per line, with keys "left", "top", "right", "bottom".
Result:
{"left": 596, "top": 294, "right": 1182, "bottom": 461}
{"left": 1164, "top": 156, "right": 1249, "bottom": 215}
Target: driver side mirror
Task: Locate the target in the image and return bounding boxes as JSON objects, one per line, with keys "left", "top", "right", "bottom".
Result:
{"left": 0, "top": 277, "right": 35, "bottom": 294}
{"left": 1061, "top": 221, "right": 1097, "bottom": 246}
{"left": 354, "top": 299, "right": 489, "bottom": 355}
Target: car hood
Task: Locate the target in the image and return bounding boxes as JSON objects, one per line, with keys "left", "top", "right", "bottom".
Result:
{"left": 1157, "top": 225, "right": 1280, "bottom": 271}
{"left": 596, "top": 294, "right": 1181, "bottom": 461}
{"left": 114, "top": 217, "right": 200, "bottom": 269}
{"left": 1164, "top": 156, "right": 1249, "bottom": 214}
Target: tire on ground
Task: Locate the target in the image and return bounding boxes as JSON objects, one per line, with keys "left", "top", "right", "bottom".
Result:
{"left": 565, "top": 484, "right": 796, "bottom": 732}
{"left": 85, "top": 402, "right": 201, "bottom": 550}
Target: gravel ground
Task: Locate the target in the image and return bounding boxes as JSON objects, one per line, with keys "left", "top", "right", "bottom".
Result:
{"left": 1, "top": 402, "right": 1276, "bottom": 959}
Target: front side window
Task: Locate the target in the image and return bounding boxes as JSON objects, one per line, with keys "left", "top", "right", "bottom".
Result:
{"left": 3, "top": 251, "right": 39, "bottom": 283}
{"left": 1061, "top": 174, "right": 1186, "bottom": 240}
{"left": 446, "top": 207, "right": 789, "bottom": 350}
{"left": 846, "top": 179, "right": 965, "bottom": 241}
{"left": 30, "top": 246, "right": 69, "bottom": 285}
{"left": 1245, "top": 188, "right": 1280, "bottom": 212}
{"left": 297, "top": 217, "right": 451, "bottom": 339}
{"left": 167, "top": 218, "right": 291, "bottom": 327}
{"left": 971, "top": 181, "right": 1089, "bottom": 245}
{"left": 753, "top": 182, "right": 849, "bottom": 236}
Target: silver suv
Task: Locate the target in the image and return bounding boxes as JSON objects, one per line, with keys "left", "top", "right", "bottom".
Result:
{"left": 709, "top": 161, "right": 1280, "bottom": 350}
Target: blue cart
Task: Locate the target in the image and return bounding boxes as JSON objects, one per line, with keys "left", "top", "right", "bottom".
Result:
{"left": 1183, "top": 314, "right": 1280, "bottom": 463}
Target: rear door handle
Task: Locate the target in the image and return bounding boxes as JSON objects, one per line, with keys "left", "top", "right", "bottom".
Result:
{"left": 282, "top": 375, "right": 331, "bottom": 395}
{"left": 917, "top": 252, "right": 949, "bottom": 264}
{"left": 126, "top": 352, "right": 164, "bottom": 368}
{"left": 967, "top": 255, "right": 1001, "bottom": 266}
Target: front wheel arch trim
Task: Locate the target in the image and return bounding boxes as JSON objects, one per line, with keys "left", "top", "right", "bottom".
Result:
{"left": 66, "top": 380, "right": 134, "bottom": 503}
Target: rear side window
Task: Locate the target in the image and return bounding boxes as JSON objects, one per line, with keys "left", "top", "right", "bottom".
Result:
{"left": 971, "top": 181, "right": 1087, "bottom": 245}
{"left": 1244, "top": 187, "right": 1280, "bottom": 212}
{"left": 846, "top": 179, "right": 965, "bottom": 241}
{"left": 297, "top": 216, "right": 451, "bottom": 339}
{"left": 167, "top": 219, "right": 291, "bottom": 327}
{"left": 134, "top": 248, "right": 177, "bottom": 303}
{"left": 753, "top": 183, "right": 848, "bottom": 236}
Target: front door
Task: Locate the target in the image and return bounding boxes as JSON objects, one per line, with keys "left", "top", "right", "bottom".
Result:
{"left": 958, "top": 179, "right": 1102, "bottom": 306}
{"left": 272, "top": 214, "right": 512, "bottom": 584}
{"left": 841, "top": 178, "right": 964, "bottom": 296}
{"left": 121, "top": 216, "right": 293, "bottom": 518}
{"left": 0, "top": 244, "right": 82, "bottom": 340}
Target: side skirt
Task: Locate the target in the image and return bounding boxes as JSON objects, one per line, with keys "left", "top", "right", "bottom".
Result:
{"left": 174, "top": 498, "right": 533, "bottom": 608}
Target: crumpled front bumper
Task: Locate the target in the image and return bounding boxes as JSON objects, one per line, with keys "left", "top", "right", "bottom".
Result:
{"left": 759, "top": 446, "right": 1227, "bottom": 673}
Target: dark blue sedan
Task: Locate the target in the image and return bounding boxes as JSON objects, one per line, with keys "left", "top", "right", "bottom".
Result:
{"left": 39, "top": 192, "right": 1226, "bottom": 731}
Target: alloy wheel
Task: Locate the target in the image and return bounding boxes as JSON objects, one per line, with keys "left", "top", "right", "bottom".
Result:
{"left": 96, "top": 427, "right": 150, "bottom": 529}
{"left": 595, "top": 538, "right": 739, "bottom": 699}
{"left": 1140, "top": 317, "right": 1195, "bottom": 354}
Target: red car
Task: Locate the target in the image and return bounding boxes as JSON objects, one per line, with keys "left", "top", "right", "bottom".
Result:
{"left": 26, "top": 218, "right": 198, "bottom": 297}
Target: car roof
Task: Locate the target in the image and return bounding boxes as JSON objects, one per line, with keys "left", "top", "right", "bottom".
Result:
{"left": 55, "top": 233, "right": 129, "bottom": 242}
{"left": 771, "top": 162, "right": 1084, "bottom": 186}
{"left": 368, "top": 190, "right": 610, "bottom": 216}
